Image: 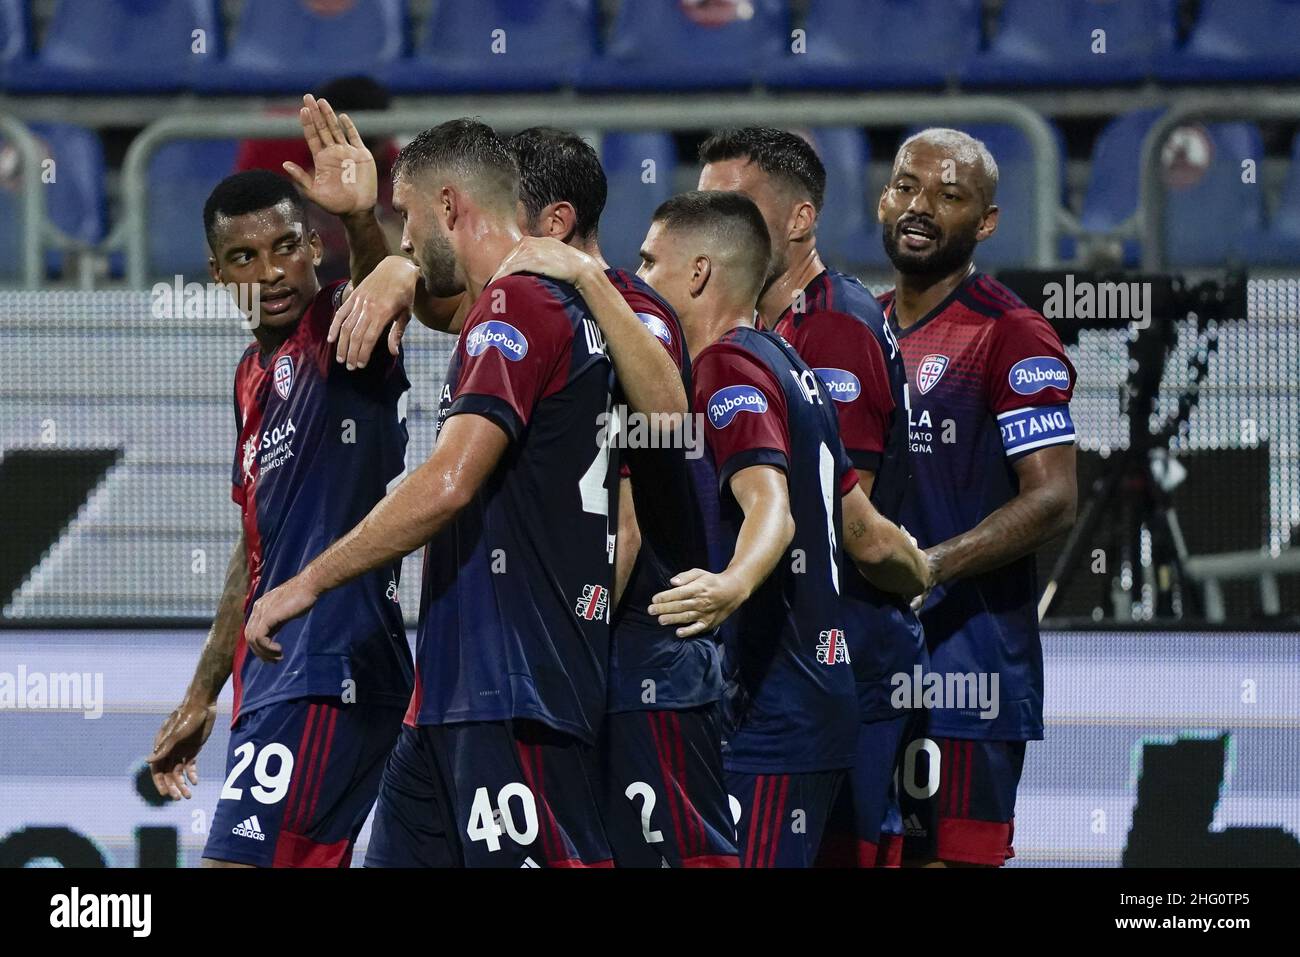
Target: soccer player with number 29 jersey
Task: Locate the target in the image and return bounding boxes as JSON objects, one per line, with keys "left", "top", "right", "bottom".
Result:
{"left": 877, "top": 129, "right": 1078, "bottom": 867}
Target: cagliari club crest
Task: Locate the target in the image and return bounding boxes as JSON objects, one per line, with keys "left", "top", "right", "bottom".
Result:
{"left": 916, "top": 353, "right": 950, "bottom": 395}
{"left": 273, "top": 355, "right": 295, "bottom": 400}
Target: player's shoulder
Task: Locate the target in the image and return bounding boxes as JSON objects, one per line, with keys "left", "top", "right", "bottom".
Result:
{"left": 821, "top": 269, "right": 886, "bottom": 320}
{"left": 472, "top": 272, "right": 583, "bottom": 328}
{"left": 604, "top": 267, "right": 680, "bottom": 346}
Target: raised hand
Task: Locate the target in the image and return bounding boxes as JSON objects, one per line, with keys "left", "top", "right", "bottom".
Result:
{"left": 282, "top": 93, "right": 378, "bottom": 218}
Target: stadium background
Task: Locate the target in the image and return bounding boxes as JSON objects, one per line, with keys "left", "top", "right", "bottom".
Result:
{"left": 0, "top": 0, "right": 1297, "bottom": 866}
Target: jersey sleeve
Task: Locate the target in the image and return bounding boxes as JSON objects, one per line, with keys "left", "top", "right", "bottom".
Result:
{"left": 985, "top": 308, "right": 1078, "bottom": 462}
{"left": 619, "top": 285, "right": 685, "bottom": 373}
{"left": 446, "top": 275, "right": 572, "bottom": 443}
{"left": 693, "top": 343, "right": 790, "bottom": 492}
{"left": 796, "top": 309, "right": 896, "bottom": 472}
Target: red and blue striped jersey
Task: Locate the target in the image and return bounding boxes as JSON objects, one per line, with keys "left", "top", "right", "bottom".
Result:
{"left": 406, "top": 273, "right": 619, "bottom": 744}
{"left": 693, "top": 325, "right": 858, "bottom": 774}
{"left": 604, "top": 268, "right": 721, "bottom": 714}
{"left": 776, "top": 268, "right": 927, "bottom": 722}
{"left": 880, "top": 270, "right": 1077, "bottom": 740}
{"left": 230, "top": 280, "right": 413, "bottom": 724}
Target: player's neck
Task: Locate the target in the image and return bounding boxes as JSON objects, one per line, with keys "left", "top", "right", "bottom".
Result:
{"left": 757, "top": 245, "right": 825, "bottom": 329}
{"left": 892, "top": 261, "right": 975, "bottom": 329}
{"left": 572, "top": 236, "right": 609, "bottom": 272}
{"left": 463, "top": 220, "right": 524, "bottom": 299}
{"left": 252, "top": 321, "right": 295, "bottom": 357}
{"left": 687, "top": 305, "right": 758, "bottom": 357}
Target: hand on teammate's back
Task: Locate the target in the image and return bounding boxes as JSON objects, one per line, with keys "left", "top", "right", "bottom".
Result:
{"left": 329, "top": 256, "right": 418, "bottom": 368}
{"left": 282, "top": 93, "right": 377, "bottom": 219}
{"left": 146, "top": 699, "right": 217, "bottom": 800}
{"left": 648, "top": 568, "right": 747, "bottom": 638}
{"left": 244, "top": 577, "right": 320, "bottom": 663}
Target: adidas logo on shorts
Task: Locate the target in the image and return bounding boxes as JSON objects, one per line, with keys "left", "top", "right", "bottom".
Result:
{"left": 232, "top": 815, "right": 266, "bottom": 841}
{"left": 903, "top": 813, "right": 927, "bottom": 838}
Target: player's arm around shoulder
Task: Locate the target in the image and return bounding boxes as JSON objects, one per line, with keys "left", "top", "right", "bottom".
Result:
{"left": 494, "top": 237, "right": 687, "bottom": 418}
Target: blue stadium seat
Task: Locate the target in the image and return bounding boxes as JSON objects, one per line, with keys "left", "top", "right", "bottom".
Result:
{"left": 385, "top": 0, "right": 595, "bottom": 92}
{"left": 1240, "top": 132, "right": 1300, "bottom": 267}
{"left": 764, "top": 0, "right": 979, "bottom": 90}
{"left": 807, "top": 128, "right": 889, "bottom": 271}
{"left": 1080, "top": 110, "right": 1264, "bottom": 268}
{"left": 33, "top": 123, "right": 107, "bottom": 276}
{"left": 5, "top": 0, "right": 220, "bottom": 94}
{"left": 899, "top": 123, "right": 1065, "bottom": 270}
{"left": 599, "top": 132, "right": 676, "bottom": 271}
{"left": 577, "top": 0, "right": 786, "bottom": 91}
{"left": 145, "top": 139, "right": 239, "bottom": 280}
{"left": 0, "top": 0, "right": 29, "bottom": 89}
{"left": 963, "top": 0, "right": 1174, "bottom": 87}
{"left": 0, "top": 123, "right": 107, "bottom": 280}
{"left": 194, "top": 0, "right": 406, "bottom": 94}
{"left": 1157, "top": 0, "right": 1300, "bottom": 82}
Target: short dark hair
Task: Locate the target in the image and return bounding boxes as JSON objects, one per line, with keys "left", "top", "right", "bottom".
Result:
{"left": 393, "top": 118, "right": 518, "bottom": 208}
{"left": 203, "top": 170, "right": 308, "bottom": 250}
{"left": 507, "top": 127, "right": 607, "bottom": 240}
{"left": 698, "top": 127, "right": 827, "bottom": 211}
{"left": 651, "top": 190, "right": 771, "bottom": 297}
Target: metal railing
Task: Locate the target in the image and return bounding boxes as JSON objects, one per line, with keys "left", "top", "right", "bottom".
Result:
{"left": 0, "top": 113, "right": 48, "bottom": 288}
{"left": 1140, "top": 94, "right": 1300, "bottom": 271}
{"left": 112, "top": 94, "right": 1062, "bottom": 287}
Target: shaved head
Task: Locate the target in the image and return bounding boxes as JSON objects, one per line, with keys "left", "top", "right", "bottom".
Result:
{"left": 896, "top": 128, "right": 999, "bottom": 205}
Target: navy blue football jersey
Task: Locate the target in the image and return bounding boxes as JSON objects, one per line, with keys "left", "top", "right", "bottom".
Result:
{"left": 230, "top": 279, "right": 413, "bottom": 722}
{"left": 604, "top": 268, "right": 721, "bottom": 714}
{"left": 693, "top": 325, "right": 858, "bottom": 774}
{"left": 776, "top": 268, "right": 927, "bottom": 721}
{"left": 407, "top": 274, "right": 619, "bottom": 745}
{"left": 881, "top": 271, "right": 1077, "bottom": 740}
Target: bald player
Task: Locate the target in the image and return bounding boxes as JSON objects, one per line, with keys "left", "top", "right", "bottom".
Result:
{"left": 877, "top": 129, "right": 1078, "bottom": 867}
{"left": 700, "top": 127, "right": 925, "bottom": 867}
{"left": 641, "top": 191, "right": 930, "bottom": 867}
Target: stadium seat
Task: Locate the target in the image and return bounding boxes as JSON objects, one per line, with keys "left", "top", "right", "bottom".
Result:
{"left": 1080, "top": 109, "right": 1264, "bottom": 268}
{"left": 599, "top": 132, "right": 676, "bottom": 271}
{"left": 0, "top": 0, "right": 28, "bottom": 88}
{"left": 963, "top": 0, "right": 1175, "bottom": 87}
{"left": 144, "top": 138, "right": 239, "bottom": 280}
{"left": 34, "top": 123, "right": 107, "bottom": 277}
{"left": 194, "top": 0, "right": 406, "bottom": 94}
{"left": 385, "top": 0, "right": 595, "bottom": 92}
{"left": 1239, "top": 132, "right": 1300, "bottom": 267}
{"left": 1156, "top": 0, "right": 1300, "bottom": 82}
{"left": 576, "top": 0, "right": 786, "bottom": 91}
{"left": 900, "top": 122, "right": 1065, "bottom": 270}
{"left": 5, "top": 0, "right": 220, "bottom": 94}
{"left": 764, "top": 0, "right": 979, "bottom": 90}
{"left": 807, "top": 128, "right": 889, "bottom": 271}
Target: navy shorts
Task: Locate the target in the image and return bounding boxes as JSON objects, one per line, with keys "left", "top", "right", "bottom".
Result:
{"left": 365, "top": 719, "right": 613, "bottom": 868}
{"left": 898, "top": 733, "right": 1027, "bottom": 866}
{"left": 726, "top": 768, "right": 845, "bottom": 868}
{"left": 600, "top": 704, "right": 739, "bottom": 868}
{"left": 203, "top": 697, "right": 404, "bottom": 867}
{"left": 819, "top": 711, "right": 913, "bottom": 867}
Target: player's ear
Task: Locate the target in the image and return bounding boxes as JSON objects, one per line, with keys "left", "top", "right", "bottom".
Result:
{"left": 976, "top": 204, "right": 999, "bottom": 243}
{"left": 689, "top": 255, "right": 711, "bottom": 298}
{"left": 876, "top": 184, "right": 890, "bottom": 224}
{"left": 308, "top": 229, "right": 323, "bottom": 266}
{"left": 208, "top": 256, "right": 221, "bottom": 284}
{"left": 442, "top": 185, "right": 459, "bottom": 229}
{"left": 540, "top": 201, "right": 577, "bottom": 242}
{"left": 789, "top": 200, "right": 816, "bottom": 243}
